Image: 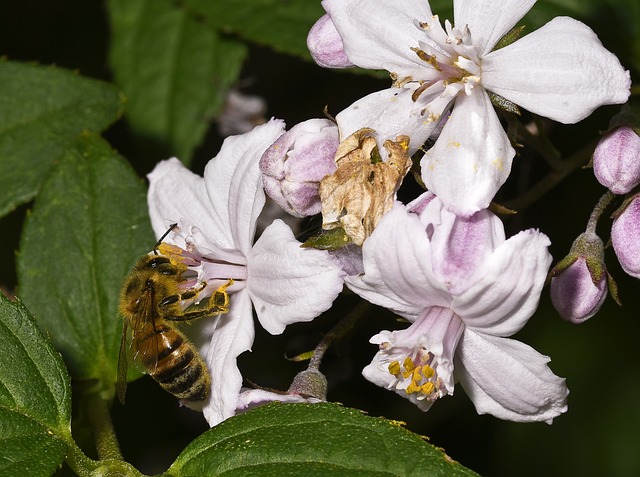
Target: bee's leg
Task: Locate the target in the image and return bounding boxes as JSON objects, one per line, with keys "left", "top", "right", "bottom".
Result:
{"left": 163, "top": 279, "right": 234, "bottom": 322}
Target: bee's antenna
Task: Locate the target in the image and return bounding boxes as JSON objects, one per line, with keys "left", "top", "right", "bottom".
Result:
{"left": 153, "top": 223, "right": 178, "bottom": 253}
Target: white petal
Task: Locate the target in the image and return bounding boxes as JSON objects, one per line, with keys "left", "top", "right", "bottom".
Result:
{"left": 420, "top": 89, "right": 514, "bottom": 216}
{"left": 336, "top": 88, "right": 440, "bottom": 156}
{"left": 454, "top": 0, "right": 535, "bottom": 54}
{"left": 236, "top": 388, "right": 320, "bottom": 414}
{"left": 247, "top": 220, "right": 344, "bottom": 335}
{"left": 344, "top": 203, "right": 449, "bottom": 321}
{"left": 322, "top": 0, "right": 432, "bottom": 76}
{"left": 204, "top": 119, "right": 286, "bottom": 255}
{"left": 147, "top": 158, "right": 218, "bottom": 240}
{"left": 482, "top": 17, "right": 631, "bottom": 124}
{"left": 455, "top": 330, "right": 568, "bottom": 423}
{"left": 453, "top": 229, "right": 552, "bottom": 336}
{"left": 202, "top": 290, "right": 255, "bottom": 426}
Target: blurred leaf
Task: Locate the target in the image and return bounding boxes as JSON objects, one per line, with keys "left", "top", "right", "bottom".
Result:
{"left": 167, "top": 402, "right": 479, "bottom": 477}
{"left": 108, "top": 0, "right": 248, "bottom": 165}
{"left": 0, "top": 60, "right": 125, "bottom": 218}
{"left": 183, "top": 0, "right": 324, "bottom": 60}
{"left": 17, "top": 132, "right": 153, "bottom": 387}
{"left": 0, "top": 294, "right": 72, "bottom": 477}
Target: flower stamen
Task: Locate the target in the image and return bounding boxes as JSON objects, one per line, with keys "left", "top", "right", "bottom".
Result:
{"left": 387, "top": 350, "right": 446, "bottom": 401}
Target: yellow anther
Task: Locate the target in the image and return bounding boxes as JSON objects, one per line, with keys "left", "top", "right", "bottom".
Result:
{"left": 422, "top": 365, "right": 435, "bottom": 379}
{"left": 406, "top": 381, "right": 420, "bottom": 394}
{"left": 403, "top": 357, "right": 415, "bottom": 372}
{"left": 388, "top": 361, "right": 401, "bottom": 376}
{"left": 412, "top": 366, "right": 423, "bottom": 382}
{"left": 421, "top": 382, "right": 435, "bottom": 395}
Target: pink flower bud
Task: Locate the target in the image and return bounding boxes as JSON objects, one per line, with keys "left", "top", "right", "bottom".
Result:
{"left": 593, "top": 126, "right": 640, "bottom": 194}
{"left": 260, "top": 119, "right": 339, "bottom": 217}
{"left": 550, "top": 233, "right": 607, "bottom": 323}
{"left": 612, "top": 195, "right": 640, "bottom": 278}
{"left": 307, "top": 14, "right": 354, "bottom": 68}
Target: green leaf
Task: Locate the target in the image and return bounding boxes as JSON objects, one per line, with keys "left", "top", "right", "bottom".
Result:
{"left": 17, "top": 132, "right": 153, "bottom": 388}
{"left": 0, "top": 294, "right": 72, "bottom": 477}
{"left": 183, "top": 0, "right": 324, "bottom": 60}
{"left": 167, "top": 402, "right": 479, "bottom": 477}
{"left": 108, "top": 0, "right": 248, "bottom": 164}
{"left": 0, "top": 60, "right": 125, "bottom": 218}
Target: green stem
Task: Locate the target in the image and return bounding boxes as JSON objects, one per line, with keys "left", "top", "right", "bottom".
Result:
{"left": 65, "top": 440, "right": 142, "bottom": 477}
{"left": 309, "top": 300, "right": 370, "bottom": 370}
{"left": 86, "top": 394, "right": 124, "bottom": 461}
{"left": 586, "top": 190, "right": 616, "bottom": 234}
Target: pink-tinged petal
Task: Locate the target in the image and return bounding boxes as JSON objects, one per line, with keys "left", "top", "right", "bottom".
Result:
{"left": 612, "top": 196, "right": 640, "bottom": 279}
{"left": 454, "top": 0, "right": 535, "bottom": 55}
{"left": 307, "top": 14, "right": 354, "bottom": 68}
{"left": 482, "top": 17, "right": 631, "bottom": 124}
{"left": 455, "top": 330, "right": 568, "bottom": 423}
{"left": 147, "top": 158, "right": 218, "bottom": 241}
{"left": 419, "top": 197, "right": 505, "bottom": 293}
{"left": 453, "top": 229, "right": 552, "bottom": 336}
{"left": 336, "top": 88, "right": 441, "bottom": 155}
{"left": 420, "top": 89, "right": 514, "bottom": 216}
{"left": 345, "top": 203, "right": 450, "bottom": 321}
{"left": 550, "top": 257, "right": 608, "bottom": 324}
{"left": 247, "top": 220, "right": 344, "bottom": 335}
{"left": 593, "top": 126, "right": 640, "bottom": 195}
{"left": 322, "top": 0, "right": 432, "bottom": 75}
{"left": 204, "top": 119, "right": 286, "bottom": 256}
{"left": 202, "top": 290, "right": 255, "bottom": 426}
{"left": 261, "top": 118, "right": 339, "bottom": 217}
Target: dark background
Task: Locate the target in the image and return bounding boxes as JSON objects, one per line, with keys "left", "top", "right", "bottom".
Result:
{"left": 1, "top": 1, "right": 639, "bottom": 476}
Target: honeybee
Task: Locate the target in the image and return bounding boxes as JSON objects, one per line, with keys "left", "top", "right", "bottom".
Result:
{"left": 117, "top": 224, "right": 233, "bottom": 405}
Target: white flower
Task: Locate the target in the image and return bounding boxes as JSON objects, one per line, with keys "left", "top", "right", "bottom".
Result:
{"left": 310, "top": 0, "right": 631, "bottom": 215}
{"left": 147, "top": 119, "right": 345, "bottom": 426}
{"left": 345, "top": 192, "right": 568, "bottom": 422}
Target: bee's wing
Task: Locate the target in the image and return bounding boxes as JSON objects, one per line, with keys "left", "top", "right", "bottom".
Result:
{"left": 130, "top": 289, "right": 160, "bottom": 373}
{"left": 116, "top": 319, "right": 129, "bottom": 405}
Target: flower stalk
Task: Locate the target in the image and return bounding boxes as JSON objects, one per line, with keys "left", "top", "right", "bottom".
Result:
{"left": 308, "top": 299, "right": 371, "bottom": 371}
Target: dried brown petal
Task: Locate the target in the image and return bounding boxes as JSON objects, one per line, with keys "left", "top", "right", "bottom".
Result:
{"left": 319, "top": 129, "right": 411, "bottom": 245}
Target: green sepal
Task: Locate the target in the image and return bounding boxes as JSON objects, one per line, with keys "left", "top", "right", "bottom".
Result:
{"left": 607, "top": 272, "right": 622, "bottom": 306}
{"left": 488, "top": 91, "right": 521, "bottom": 116}
{"left": 493, "top": 25, "right": 526, "bottom": 51}
{"left": 301, "top": 226, "right": 352, "bottom": 250}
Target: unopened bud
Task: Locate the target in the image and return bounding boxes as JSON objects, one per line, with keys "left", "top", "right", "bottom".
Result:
{"left": 307, "top": 14, "right": 354, "bottom": 69}
{"left": 550, "top": 233, "right": 607, "bottom": 323}
{"left": 287, "top": 368, "right": 327, "bottom": 401}
{"left": 612, "top": 194, "right": 640, "bottom": 279}
{"left": 260, "top": 119, "right": 339, "bottom": 217}
{"left": 593, "top": 126, "right": 640, "bottom": 194}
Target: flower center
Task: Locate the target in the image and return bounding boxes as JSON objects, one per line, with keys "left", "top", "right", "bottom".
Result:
{"left": 157, "top": 242, "right": 245, "bottom": 295}
{"left": 405, "top": 15, "right": 482, "bottom": 116}
{"left": 386, "top": 348, "right": 448, "bottom": 402}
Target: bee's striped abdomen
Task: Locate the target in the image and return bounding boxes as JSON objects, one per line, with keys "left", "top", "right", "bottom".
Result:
{"left": 138, "top": 324, "right": 210, "bottom": 402}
